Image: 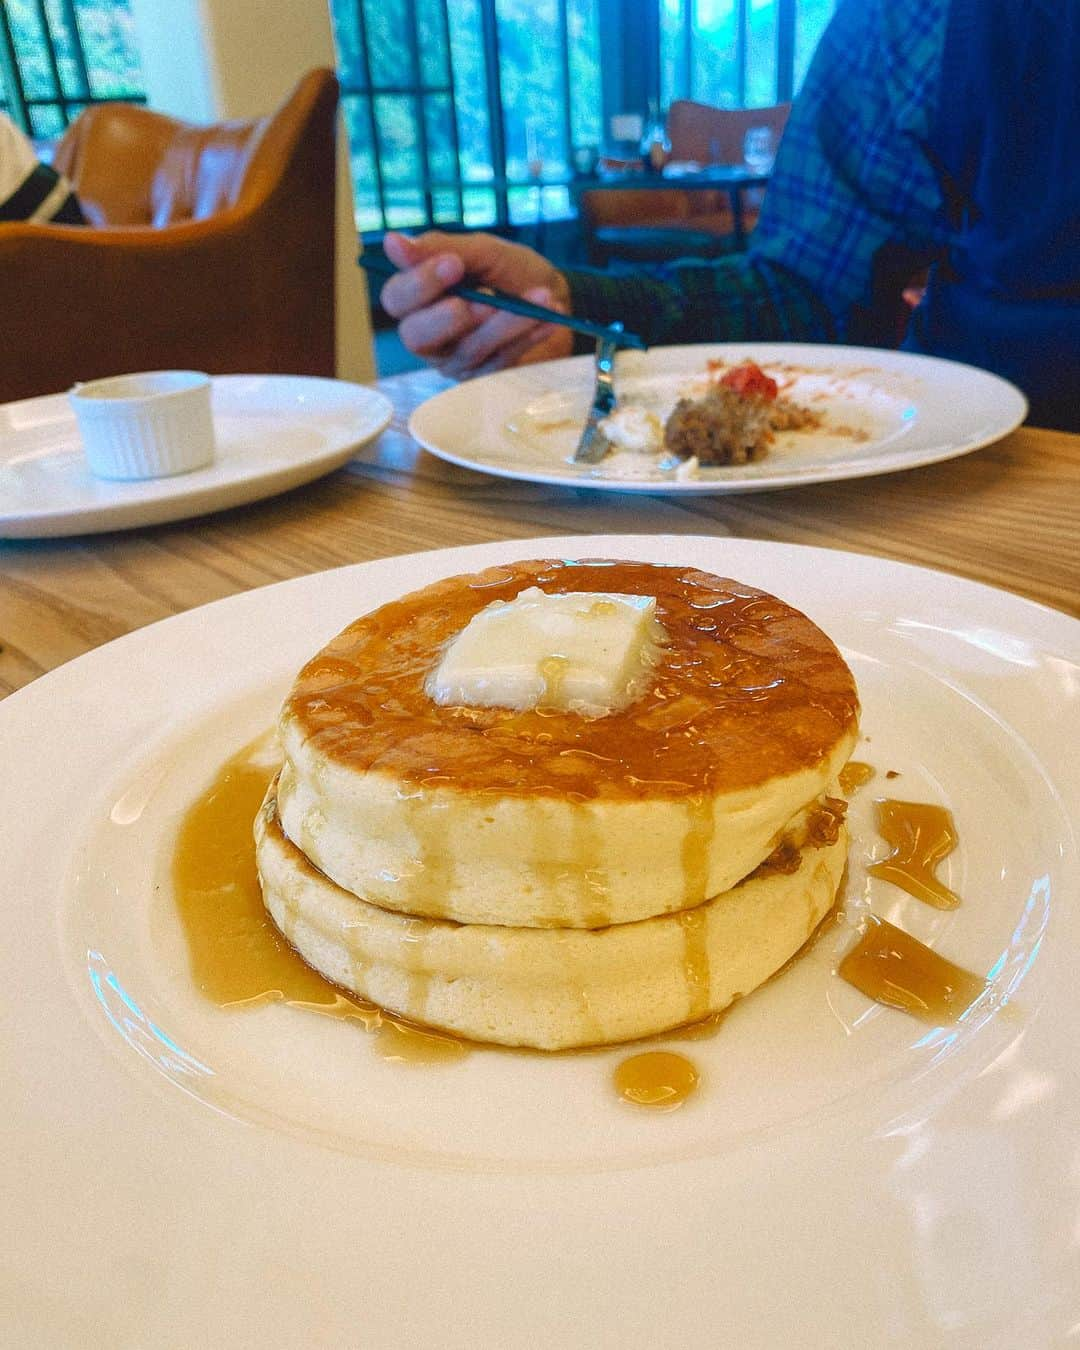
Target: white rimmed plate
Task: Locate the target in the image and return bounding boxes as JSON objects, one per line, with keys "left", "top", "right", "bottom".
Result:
{"left": 2, "top": 534, "right": 1078, "bottom": 1348}
{"left": 0, "top": 374, "right": 393, "bottom": 538}
{"left": 408, "top": 344, "right": 1027, "bottom": 493}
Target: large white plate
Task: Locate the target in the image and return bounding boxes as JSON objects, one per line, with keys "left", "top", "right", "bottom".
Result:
{"left": 2, "top": 534, "right": 1078, "bottom": 1347}
{"left": 0, "top": 374, "right": 393, "bottom": 538}
{"left": 408, "top": 344, "right": 1027, "bottom": 494}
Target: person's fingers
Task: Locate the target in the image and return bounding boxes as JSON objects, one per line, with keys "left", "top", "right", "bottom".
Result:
{"left": 515, "top": 323, "right": 575, "bottom": 366}
{"left": 448, "top": 286, "right": 567, "bottom": 370}
{"left": 386, "top": 228, "right": 560, "bottom": 299}
{"left": 466, "top": 325, "right": 567, "bottom": 378}
{"left": 380, "top": 251, "right": 465, "bottom": 320}
{"left": 448, "top": 309, "right": 550, "bottom": 374}
{"left": 380, "top": 231, "right": 419, "bottom": 269}
{"left": 398, "top": 296, "right": 478, "bottom": 357}
{"left": 380, "top": 241, "right": 571, "bottom": 375}
{"left": 382, "top": 229, "right": 469, "bottom": 268}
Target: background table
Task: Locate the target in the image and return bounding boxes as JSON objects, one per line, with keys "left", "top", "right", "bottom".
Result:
{"left": 568, "top": 165, "right": 771, "bottom": 248}
{"left": 1, "top": 365, "right": 1077, "bottom": 699}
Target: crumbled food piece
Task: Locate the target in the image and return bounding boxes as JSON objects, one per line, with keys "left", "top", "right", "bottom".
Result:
{"left": 663, "top": 384, "right": 774, "bottom": 464}
{"left": 664, "top": 364, "right": 822, "bottom": 465}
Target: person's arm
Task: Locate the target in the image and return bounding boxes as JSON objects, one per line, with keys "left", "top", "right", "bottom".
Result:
{"left": 564, "top": 0, "right": 951, "bottom": 348}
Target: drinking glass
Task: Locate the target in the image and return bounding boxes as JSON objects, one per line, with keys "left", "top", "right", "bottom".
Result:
{"left": 743, "top": 126, "right": 776, "bottom": 174}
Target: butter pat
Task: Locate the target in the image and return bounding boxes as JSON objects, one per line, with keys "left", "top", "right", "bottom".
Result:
{"left": 427, "top": 586, "right": 665, "bottom": 716}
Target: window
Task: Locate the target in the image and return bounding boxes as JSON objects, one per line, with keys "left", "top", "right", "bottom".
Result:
{"left": 333, "top": 0, "right": 602, "bottom": 235}
{"left": 0, "top": 1, "right": 144, "bottom": 137}
{"left": 332, "top": 0, "right": 834, "bottom": 236}
{"left": 660, "top": 0, "right": 836, "bottom": 110}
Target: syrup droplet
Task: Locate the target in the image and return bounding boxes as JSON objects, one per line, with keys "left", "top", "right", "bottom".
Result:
{"left": 614, "top": 1051, "right": 699, "bottom": 1109}
{"left": 838, "top": 760, "right": 874, "bottom": 794}
{"left": 838, "top": 914, "right": 987, "bottom": 1023}
{"left": 868, "top": 799, "right": 961, "bottom": 909}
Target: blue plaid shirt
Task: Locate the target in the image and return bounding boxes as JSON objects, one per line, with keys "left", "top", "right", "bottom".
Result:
{"left": 564, "top": 0, "right": 951, "bottom": 345}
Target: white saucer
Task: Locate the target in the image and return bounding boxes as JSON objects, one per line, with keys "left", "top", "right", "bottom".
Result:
{"left": 0, "top": 374, "right": 393, "bottom": 537}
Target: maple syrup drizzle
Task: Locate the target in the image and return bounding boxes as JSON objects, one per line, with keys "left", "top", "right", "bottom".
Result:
{"left": 838, "top": 915, "right": 987, "bottom": 1023}
{"left": 838, "top": 760, "right": 874, "bottom": 794}
{"left": 398, "top": 790, "right": 456, "bottom": 922}
{"left": 286, "top": 559, "right": 860, "bottom": 803}
{"left": 681, "top": 795, "right": 716, "bottom": 902}
{"left": 868, "top": 799, "right": 961, "bottom": 909}
{"left": 614, "top": 1051, "right": 699, "bottom": 1109}
{"left": 538, "top": 654, "right": 571, "bottom": 709}
{"left": 573, "top": 806, "right": 611, "bottom": 930}
{"left": 171, "top": 741, "right": 468, "bottom": 1065}
{"left": 665, "top": 1010, "right": 727, "bottom": 1042}
{"left": 678, "top": 907, "right": 712, "bottom": 1019}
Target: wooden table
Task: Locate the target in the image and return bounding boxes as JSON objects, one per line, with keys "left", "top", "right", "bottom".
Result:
{"left": 1, "top": 366, "right": 1077, "bottom": 699}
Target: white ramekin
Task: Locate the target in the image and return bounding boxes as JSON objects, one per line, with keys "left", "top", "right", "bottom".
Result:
{"left": 70, "top": 371, "right": 216, "bottom": 480}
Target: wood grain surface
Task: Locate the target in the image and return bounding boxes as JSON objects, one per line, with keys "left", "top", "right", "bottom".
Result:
{"left": 1, "top": 367, "right": 1077, "bottom": 699}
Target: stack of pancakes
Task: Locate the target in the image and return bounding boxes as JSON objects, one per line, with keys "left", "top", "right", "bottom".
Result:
{"left": 255, "top": 559, "right": 860, "bottom": 1050}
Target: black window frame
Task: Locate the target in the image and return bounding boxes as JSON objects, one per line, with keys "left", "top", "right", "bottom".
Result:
{"left": 0, "top": 0, "right": 145, "bottom": 136}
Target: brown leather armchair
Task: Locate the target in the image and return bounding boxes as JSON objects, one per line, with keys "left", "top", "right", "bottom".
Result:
{"left": 0, "top": 69, "right": 338, "bottom": 403}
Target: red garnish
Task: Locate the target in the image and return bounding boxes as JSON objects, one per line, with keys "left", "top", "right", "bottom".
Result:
{"left": 718, "top": 361, "right": 778, "bottom": 401}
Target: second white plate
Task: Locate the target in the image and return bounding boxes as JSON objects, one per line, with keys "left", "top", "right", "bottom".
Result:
{"left": 0, "top": 373, "right": 393, "bottom": 538}
{"left": 408, "top": 343, "right": 1026, "bottom": 493}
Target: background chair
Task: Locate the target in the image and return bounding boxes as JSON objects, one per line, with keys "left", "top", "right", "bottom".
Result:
{"left": 580, "top": 101, "right": 790, "bottom": 266}
{"left": 0, "top": 69, "right": 338, "bottom": 403}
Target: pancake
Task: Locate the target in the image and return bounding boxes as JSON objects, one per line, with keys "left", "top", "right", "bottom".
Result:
{"left": 256, "top": 780, "right": 848, "bottom": 1051}
{"left": 276, "top": 559, "right": 859, "bottom": 928}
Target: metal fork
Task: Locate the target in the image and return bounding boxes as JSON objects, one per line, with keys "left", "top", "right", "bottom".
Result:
{"left": 572, "top": 324, "right": 624, "bottom": 464}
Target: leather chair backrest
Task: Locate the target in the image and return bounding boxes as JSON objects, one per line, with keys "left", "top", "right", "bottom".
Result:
{"left": 667, "top": 100, "right": 791, "bottom": 166}
{"left": 52, "top": 72, "right": 324, "bottom": 227}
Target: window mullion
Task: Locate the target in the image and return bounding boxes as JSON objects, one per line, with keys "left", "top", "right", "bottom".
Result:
{"left": 0, "top": 4, "right": 31, "bottom": 131}
{"left": 684, "top": 0, "right": 694, "bottom": 102}
{"left": 402, "top": 0, "right": 433, "bottom": 224}
{"left": 31, "top": 0, "right": 68, "bottom": 120}
{"left": 55, "top": 0, "right": 93, "bottom": 101}
{"left": 437, "top": 0, "right": 464, "bottom": 222}
{"left": 355, "top": 1, "right": 389, "bottom": 232}
{"left": 556, "top": 0, "right": 572, "bottom": 165}
{"left": 776, "top": 0, "right": 795, "bottom": 101}
{"left": 479, "top": 0, "right": 508, "bottom": 228}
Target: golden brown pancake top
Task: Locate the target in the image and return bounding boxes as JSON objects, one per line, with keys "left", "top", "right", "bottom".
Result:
{"left": 282, "top": 559, "right": 859, "bottom": 800}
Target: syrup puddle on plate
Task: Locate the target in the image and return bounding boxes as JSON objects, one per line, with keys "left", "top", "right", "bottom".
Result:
{"left": 614, "top": 1051, "right": 699, "bottom": 1110}
{"left": 838, "top": 914, "right": 987, "bottom": 1023}
{"left": 868, "top": 799, "right": 961, "bottom": 910}
{"left": 170, "top": 738, "right": 468, "bottom": 1066}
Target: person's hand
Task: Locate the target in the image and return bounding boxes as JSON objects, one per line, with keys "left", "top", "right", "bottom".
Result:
{"left": 379, "top": 230, "right": 574, "bottom": 378}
